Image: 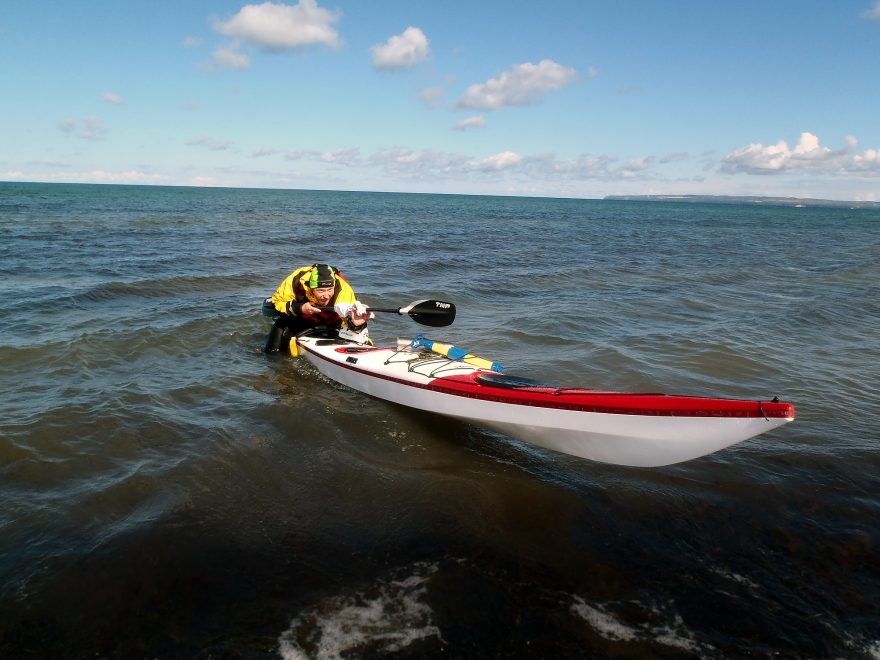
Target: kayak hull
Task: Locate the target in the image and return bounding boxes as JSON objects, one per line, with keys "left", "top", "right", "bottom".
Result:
{"left": 296, "top": 336, "right": 795, "bottom": 468}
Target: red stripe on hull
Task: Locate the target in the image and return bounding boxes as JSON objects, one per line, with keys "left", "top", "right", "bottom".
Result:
{"left": 428, "top": 374, "right": 795, "bottom": 419}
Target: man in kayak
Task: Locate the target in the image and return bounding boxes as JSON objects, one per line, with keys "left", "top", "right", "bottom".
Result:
{"left": 265, "top": 263, "right": 372, "bottom": 353}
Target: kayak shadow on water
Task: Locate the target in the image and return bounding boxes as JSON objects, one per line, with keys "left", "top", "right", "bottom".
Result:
{"left": 326, "top": 397, "right": 484, "bottom": 470}
{"left": 259, "top": 348, "right": 618, "bottom": 484}
{"left": 361, "top": 400, "right": 608, "bottom": 486}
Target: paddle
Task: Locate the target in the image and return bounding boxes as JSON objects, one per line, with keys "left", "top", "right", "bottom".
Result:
{"left": 320, "top": 299, "right": 456, "bottom": 327}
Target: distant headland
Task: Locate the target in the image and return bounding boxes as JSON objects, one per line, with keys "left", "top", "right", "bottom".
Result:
{"left": 603, "top": 194, "right": 880, "bottom": 209}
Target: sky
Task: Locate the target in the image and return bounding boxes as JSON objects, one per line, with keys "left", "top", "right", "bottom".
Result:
{"left": 2, "top": 0, "right": 880, "bottom": 200}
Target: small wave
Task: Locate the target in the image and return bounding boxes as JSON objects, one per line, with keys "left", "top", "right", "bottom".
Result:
{"left": 69, "top": 273, "right": 259, "bottom": 304}
{"left": 707, "top": 566, "right": 760, "bottom": 593}
{"left": 278, "top": 561, "right": 443, "bottom": 659}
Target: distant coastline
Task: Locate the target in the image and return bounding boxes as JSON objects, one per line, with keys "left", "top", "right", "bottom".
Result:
{"left": 603, "top": 194, "right": 880, "bottom": 209}
{"left": 3, "top": 181, "right": 879, "bottom": 209}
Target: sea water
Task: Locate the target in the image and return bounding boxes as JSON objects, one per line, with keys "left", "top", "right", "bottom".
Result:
{"left": 1, "top": 182, "right": 878, "bottom": 657}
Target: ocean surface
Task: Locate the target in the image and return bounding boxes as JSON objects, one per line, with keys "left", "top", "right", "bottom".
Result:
{"left": 1, "top": 182, "right": 878, "bottom": 659}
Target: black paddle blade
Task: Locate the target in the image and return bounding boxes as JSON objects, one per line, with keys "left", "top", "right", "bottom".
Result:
{"left": 405, "top": 300, "right": 456, "bottom": 327}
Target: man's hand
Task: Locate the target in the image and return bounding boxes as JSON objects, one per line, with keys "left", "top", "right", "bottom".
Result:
{"left": 335, "top": 301, "right": 372, "bottom": 327}
{"left": 333, "top": 302, "right": 354, "bottom": 318}
{"left": 350, "top": 302, "right": 372, "bottom": 327}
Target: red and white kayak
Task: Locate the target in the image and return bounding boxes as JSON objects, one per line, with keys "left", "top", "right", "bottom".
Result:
{"left": 295, "top": 334, "right": 795, "bottom": 467}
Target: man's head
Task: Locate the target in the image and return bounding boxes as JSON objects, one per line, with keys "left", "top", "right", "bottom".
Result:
{"left": 309, "top": 264, "right": 336, "bottom": 305}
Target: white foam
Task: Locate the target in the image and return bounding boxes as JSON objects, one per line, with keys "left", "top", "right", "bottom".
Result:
{"left": 652, "top": 615, "right": 703, "bottom": 654}
{"left": 570, "top": 595, "right": 709, "bottom": 654}
{"left": 857, "top": 638, "right": 880, "bottom": 659}
{"left": 278, "top": 561, "right": 442, "bottom": 659}
{"left": 570, "top": 596, "right": 638, "bottom": 642}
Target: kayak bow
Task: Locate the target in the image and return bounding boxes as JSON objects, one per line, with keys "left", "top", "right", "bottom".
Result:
{"left": 294, "top": 334, "right": 796, "bottom": 468}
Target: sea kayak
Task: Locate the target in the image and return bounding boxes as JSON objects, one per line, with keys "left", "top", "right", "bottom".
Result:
{"left": 294, "top": 333, "right": 795, "bottom": 468}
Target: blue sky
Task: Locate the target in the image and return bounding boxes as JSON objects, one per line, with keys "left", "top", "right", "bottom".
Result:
{"left": 2, "top": 0, "right": 879, "bottom": 200}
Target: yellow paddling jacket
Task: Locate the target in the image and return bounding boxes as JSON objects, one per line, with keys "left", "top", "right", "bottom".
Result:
{"left": 270, "top": 265, "right": 361, "bottom": 329}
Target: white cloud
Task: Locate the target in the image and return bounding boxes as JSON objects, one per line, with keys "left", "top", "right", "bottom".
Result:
{"left": 48, "top": 170, "right": 171, "bottom": 184}
{"left": 864, "top": 1, "right": 880, "bottom": 20}
{"left": 721, "top": 132, "right": 880, "bottom": 177}
{"left": 384, "top": 149, "right": 648, "bottom": 183}
{"left": 472, "top": 151, "right": 522, "bottom": 171}
{"left": 457, "top": 60, "right": 577, "bottom": 110}
{"left": 722, "top": 132, "right": 856, "bottom": 174}
{"left": 183, "top": 36, "right": 203, "bottom": 48}
{"left": 284, "top": 149, "right": 320, "bottom": 160}
{"left": 101, "top": 92, "right": 123, "bottom": 105}
{"left": 211, "top": 46, "right": 251, "bottom": 70}
{"left": 2, "top": 170, "right": 25, "bottom": 179}
{"left": 793, "top": 131, "right": 821, "bottom": 154}
{"left": 453, "top": 116, "right": 486, "bottom": 131}
{"left": 619, "top": 156, "right": 654, "bottom": 177}
{"left": 213, "top": 1, "right": 340, "bottom": 51}
{"left": 541, "top": 153, "right": 619, "bottom": 179}
{"left": 586, "top": 66, "right": 599, "bottom": 80}
{"left": 285, "top": 146, "right": 650, "bottom": 184}
{"left": 185, "top": 136, "right": 234, "bottom": 151}
{"left": 371, "top": 26, "right": 429, "bottom": 71}
{"left": 253, "top": 147, "right": 278, "bottom": 157}
{"left": 851, "top": 148, "right": 880, "bottom": 172}
{"left": 88, "top": 170, "right": 169, "bottom": 183}
{"left": 319, "top": 148, "right": 361, "bottom": 166}
{"left": 59, "top": 117, "right": 107, "bottom": 140}
{"left": 369, "top": 148, "right": 469, "bottom": 177}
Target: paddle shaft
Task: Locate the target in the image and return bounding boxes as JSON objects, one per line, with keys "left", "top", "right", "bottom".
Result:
{"left": 316, "top": 306, "right": 414, "bottom": 315}
{"left": 317, "top": 299, "right": 456, "bottom": 327}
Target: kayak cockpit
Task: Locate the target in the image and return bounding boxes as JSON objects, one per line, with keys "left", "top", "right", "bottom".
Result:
{"left": 473, "top": 373, "right": 551, "bottom": 389}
